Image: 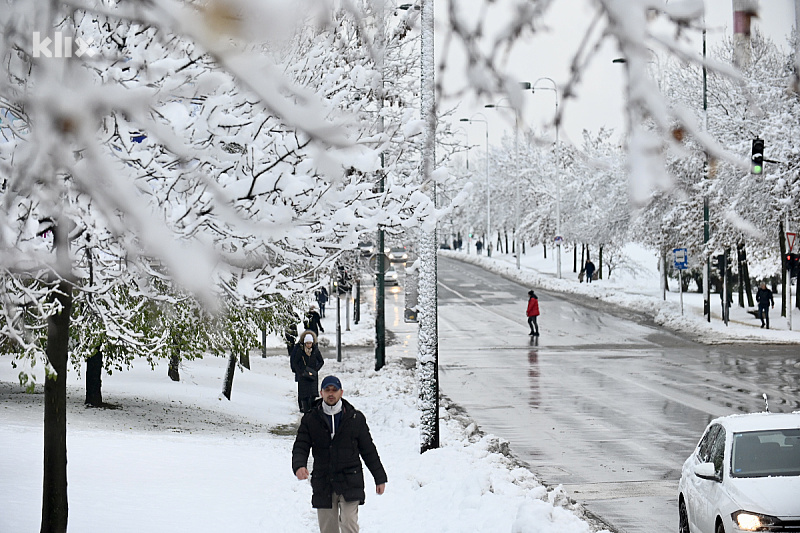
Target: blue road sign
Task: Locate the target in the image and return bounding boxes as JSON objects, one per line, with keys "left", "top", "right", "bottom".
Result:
{"left": 673, "top": 248, "right": 688, "bottom": 270}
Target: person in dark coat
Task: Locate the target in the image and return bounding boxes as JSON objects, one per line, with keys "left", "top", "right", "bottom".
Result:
{"left": 304, "top": 305, "right": 324, "bottom": 335}
{"left": 290, "top": 330, "right": 325, "bottom": 413}
{"left": 526, "top": 290, "right": 540, "bottom": 336}
{"left": 292, "top": 376, "right": 387, "bottom": 533}
{"left": 316, "top": 288, "right": 329, "bottom": 318}
{"left": 283, "top": 314, "right": 300, "bottom": 356}
{"left": 584, "top": 260, "right": 596, "bottom": 283}
{"left": 755, "top": 281, "right": 774, "bottom": 329}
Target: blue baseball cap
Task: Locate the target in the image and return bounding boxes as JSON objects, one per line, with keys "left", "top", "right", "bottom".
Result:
{"left": 320, "top": 375, "right": 342, "bottom": 391}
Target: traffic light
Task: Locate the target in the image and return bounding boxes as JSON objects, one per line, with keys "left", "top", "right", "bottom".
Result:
{"left": 786, "top": 253, "right": 800, "bottom": 278}
{"left": 711, "top": 254, "right": 726, "bottom": 276}
{"left": 751, "top": 138, "right": 764, "bottom": 174}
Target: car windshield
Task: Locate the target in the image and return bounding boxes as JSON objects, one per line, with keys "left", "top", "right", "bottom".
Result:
{"left": 731, "top": 429, "right": 800, "bottom": 478}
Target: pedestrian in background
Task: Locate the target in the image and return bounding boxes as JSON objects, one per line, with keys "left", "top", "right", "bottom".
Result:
{"left": 526, "top": 290, "right": 540, "bottom": 336}
{"left": 283, "top": 314, "right": 300, "bottom": 356}
{"left": 755, "top": 281, "right": 774, "bottom": 329}
{"left": 305, "top": 304, "right": 324, "bottom": 335}
{"left": 584, "top": 260, "right": 596, "bottom": 284}
{"left": 476, "top": 240, "right": 483, "bottom": 255}
{"left": 316, "top": 287, "right": 329, "bottom": 318}
{"left": 292, "top": 375, "right": 387, "bottom": 533}
{"left": 290, "top": 331, "right": 325, "bottom": 413}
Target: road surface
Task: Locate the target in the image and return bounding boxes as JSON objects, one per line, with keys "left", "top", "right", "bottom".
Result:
{"left": 434, "top": 256, "right": 800, "bottom": 533}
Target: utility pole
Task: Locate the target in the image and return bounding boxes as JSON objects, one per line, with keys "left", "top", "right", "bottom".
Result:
{"left": 375, "top": 0, "right": 387, "bottom": 371}
{"left": 703, "top": 22, "right": 711, "bottom": 323}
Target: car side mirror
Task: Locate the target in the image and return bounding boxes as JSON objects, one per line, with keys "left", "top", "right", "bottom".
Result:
{"left": 694, "top": 462, "right": 720, "bottom": 481}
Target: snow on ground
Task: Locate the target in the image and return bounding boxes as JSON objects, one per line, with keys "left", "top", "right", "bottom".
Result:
{"left": 441, "top": 242, "right": 800, "bottom": 345}
{"left": 1, "top": 288, "right": 605, "bottom": 533}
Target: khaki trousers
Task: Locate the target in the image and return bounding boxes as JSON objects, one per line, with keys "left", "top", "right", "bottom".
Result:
{"left": 317, "top": 492, "right": 359, "bottom": 533}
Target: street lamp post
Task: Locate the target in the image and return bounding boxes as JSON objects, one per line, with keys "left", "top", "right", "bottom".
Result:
{"left": 529, "top": 78, "right": 561, "bottom": 279}
{"left": 486, "top": 90, "right": 527, "bottom": 269}
{"left": 459, "top": 115, "right": 489, "bottom": 251}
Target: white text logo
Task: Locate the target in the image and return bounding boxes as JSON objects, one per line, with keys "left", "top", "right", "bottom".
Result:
{"left": 32, "top": 32, "right": 97, "bottom": 58}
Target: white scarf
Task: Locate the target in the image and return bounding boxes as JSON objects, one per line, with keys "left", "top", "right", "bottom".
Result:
{"left": 322, "top": 400, "right": 343, "bottom": 439}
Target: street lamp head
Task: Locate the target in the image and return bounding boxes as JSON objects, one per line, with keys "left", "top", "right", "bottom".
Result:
{"left": 519, "top": 81, "right": 532, "bottom": 90}
{"left": 459, "top": 118, "right": 469, "bottom": 122}
{"left": 484, "top": 104, "right": 496, "bottom": 108}
{"left": 612, "top": 58, "right": 627, "bottom": 63}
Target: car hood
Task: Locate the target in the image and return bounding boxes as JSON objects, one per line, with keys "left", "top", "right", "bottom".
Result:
{"left": 727, "top": 476, "right": 800, "bottom": 516}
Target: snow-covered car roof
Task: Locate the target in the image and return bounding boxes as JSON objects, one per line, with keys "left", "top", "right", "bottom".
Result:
{"left": 711, "top": 412, "right": 800, "bottom": 433}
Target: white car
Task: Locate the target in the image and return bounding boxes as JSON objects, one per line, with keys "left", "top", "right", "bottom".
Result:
{"left": 383, "top": 265, "right": 399, "bottom": 286}
{"left": 678, "top": 411, "right": 800, "bottom": 533}
{"left": 387, "top": 247, "right": 408, "bottom": 262}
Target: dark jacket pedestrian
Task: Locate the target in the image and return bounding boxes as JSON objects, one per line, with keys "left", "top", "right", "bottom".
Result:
{"left": 584, "top": 260, "right": 596, "bottom": 283}
{"left": 476, "top": 240, "right": 483, "bottom": 255}
{"left": 526, "top": 290, "right": 540, "bottom": 336}
{"left": 293, "top": 376, "right": 387, "bottom": 532}
{"left": 304, "top": 305, "right": 324, "bottom": 335}
{"left": 284, "top": 320, "right": 298, "bottom": 357}
{"left": 290, "top": 331, "right": 325, "bottom": 413}
{"left": 755, "top": 282, "right": 774, "bottom": 329}
{"left": 316, "top": 288, "right": 328, "bottom": 318}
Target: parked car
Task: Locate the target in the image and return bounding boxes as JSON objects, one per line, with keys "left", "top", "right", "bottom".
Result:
{"left": 387, "top": 247, "right": 408, "bottom": 263}
{"left": 678, "top": 411, "right": 800, "bottom": 533}
{"left": 383, "top": 265, "right": 399, "bottom": 286}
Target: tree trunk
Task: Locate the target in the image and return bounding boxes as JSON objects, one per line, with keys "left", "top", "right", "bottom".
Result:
{"left": 543, "top": 243, "right": 546, "bottom": 259}
{"left": 222, "top": 352, "right": 237, "bottom": 400}
{"left": 573, "top": 245, "right": 577, "bottom": 273}
{"left": 738, "top": 241, "right": 754, "bottom": 308}
{"left": 42, "top": 280, "right": 71, "bottom": 533}
{"left": 85, "top": 348, "right": 103, "bottom": 407}
{"left": 780, "top": 221, "right": 787, "bottom": 317}
{"left": 599, "top": 245, "right": 604, "bottom": 280}
{"left": 240, "top": 348, "right": 250, "bottom": 370}
{"left": 505, "top": 230, "right": 509, "bottom": 254}
{"left": 168, "top": 352, "right": 180, "bottom": 382}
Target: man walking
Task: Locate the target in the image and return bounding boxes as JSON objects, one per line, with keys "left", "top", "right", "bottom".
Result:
{"left": 584, "top": 259, "right": 596, "bottom": 283}
{"left": 755, "top": 281, "right": 774, "bottom": 329}
{"left": 292, "top": 376, "right": 387, "bottom": 533}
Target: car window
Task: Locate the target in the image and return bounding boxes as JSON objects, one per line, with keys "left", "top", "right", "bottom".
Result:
{"left": 697, "top": 425, "right": 722, "bottom": 463}
{"left": 709, "top": 427, "right": 726, "bottom": 477}
{"left": 732, "top": 429, "right": 800, "bottom": 478}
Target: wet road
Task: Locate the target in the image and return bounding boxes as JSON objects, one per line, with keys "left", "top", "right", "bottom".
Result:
{"left": 435, "top": 256, "right": 800, "bottom": 533}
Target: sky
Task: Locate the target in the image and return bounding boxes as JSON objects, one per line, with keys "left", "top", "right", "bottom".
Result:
{"left": 445, "top": 0, "right": 798, "bottom": 149}
{"left": 3, "top": 244, "right": 798, "bottom": 533}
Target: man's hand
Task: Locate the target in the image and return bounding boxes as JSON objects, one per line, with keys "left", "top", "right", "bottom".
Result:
{"left": 295, "top": 467, "right": 309, "bottom": 480}
{"left": 376, "top": 483, "right": 386, "bottom": 495}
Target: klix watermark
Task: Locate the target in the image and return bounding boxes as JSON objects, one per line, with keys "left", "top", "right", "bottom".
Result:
{"left": 32, "top": 32, "right": 97, "bottom": 58}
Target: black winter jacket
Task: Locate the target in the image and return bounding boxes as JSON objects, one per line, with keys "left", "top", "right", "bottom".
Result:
{"left": 292, "top": 398, "right": 387, "bottom": 508}
{"left": 756, "top": 287, "right": 774, "bottom": 307}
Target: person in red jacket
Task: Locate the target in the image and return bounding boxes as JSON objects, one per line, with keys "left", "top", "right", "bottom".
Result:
{"left": 526, "top": 290, "right": 540, "bottom": 336}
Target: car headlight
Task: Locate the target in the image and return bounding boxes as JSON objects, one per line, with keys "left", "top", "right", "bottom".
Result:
{"left": 732, "top": 511, "right": 780, "bottom": 531}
